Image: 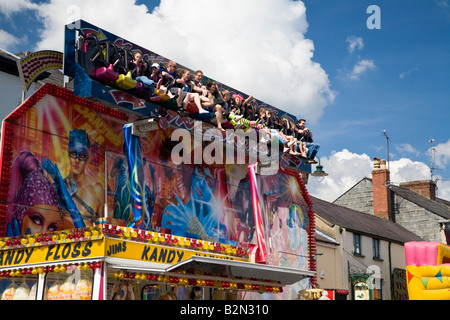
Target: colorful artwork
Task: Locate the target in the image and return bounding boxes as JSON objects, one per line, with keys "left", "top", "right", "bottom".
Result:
{"left": 255, "top": 172, "right": 311, "bottom": 299}
{"left": 109, "top": 124, "right": 256, "bottom": 247}
{"left": 3, "top": 90, "right": 127, "bottom": 236}
{"left": 2, "top": 85, "right": 314, "bottom": 280}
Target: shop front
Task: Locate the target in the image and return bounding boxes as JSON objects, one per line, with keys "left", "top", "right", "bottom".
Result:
{"left": 0, "top": 225, "right": 314, "bottom": 300}
{"left": 0, "top": 228, "right": 103, "bottom": 300}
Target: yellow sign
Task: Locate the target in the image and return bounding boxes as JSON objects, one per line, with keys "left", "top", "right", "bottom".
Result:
{"left": 106, "top": 238, "right": 248, "bottom": 265}
{"left": 0, "top": 238, "right": 248, "bottom": 269}
{"left": 0, "top": 240, "right": 104, "bottom": 268}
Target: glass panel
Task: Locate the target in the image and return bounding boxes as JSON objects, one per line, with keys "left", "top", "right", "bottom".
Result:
{"left": 0, "top": 276, "right": 38, "bottom": 300}
{"left": 373, "top": 239, "right": 380, "bottom": 258}
{"left": 354, "top": 234, "right": 361, "bottom": 254}
{"left": 44, "top": 268, "right": 93, "bottom": 300}
{"left": 141, "top": 284, "right": 164, "bottom": 300}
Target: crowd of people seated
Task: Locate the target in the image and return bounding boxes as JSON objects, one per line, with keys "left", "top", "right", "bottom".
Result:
{"left": 127, "top": 50, "right": 320, "bottom": 162}
{"left": 85, "top": 43, "right": 319, "bottom": 162}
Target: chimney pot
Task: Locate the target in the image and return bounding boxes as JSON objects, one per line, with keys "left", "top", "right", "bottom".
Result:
{"left": 372, "top": 158, "right": 392, "bottom": 220}
{"left": 373, "top": 157, "right": 381, "bottom": 169}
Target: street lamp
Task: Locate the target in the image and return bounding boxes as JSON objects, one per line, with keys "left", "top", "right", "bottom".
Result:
{"left": 310, "top": 157, "right": 328, "bottom": 182}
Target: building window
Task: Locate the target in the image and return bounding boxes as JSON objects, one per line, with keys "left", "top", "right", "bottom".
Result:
{"left": 373, "top": 238, "right": 382, "bottom": 260}
{"left": 353, "top": 234, "right": 362, "bottom": 256}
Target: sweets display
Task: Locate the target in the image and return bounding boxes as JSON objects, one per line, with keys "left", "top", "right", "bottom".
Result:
{"left": 13, "top": 282, "right": 30, "bottom": 300}
{"left": 1, "top": 281, "right": 36, "bottom": 300}
{"left": 46, "top": 273, "right": 92, "bottom": 300}
{"left": 1, "top": 283, "right": 16, "bottom": 300}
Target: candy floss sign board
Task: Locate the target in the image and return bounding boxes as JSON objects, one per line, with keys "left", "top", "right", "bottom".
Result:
{"left": 105, "top": 238, "right": 247, "bottom": 265}
{"left": 0, "top": 84, "right": 131, "bottom": 237}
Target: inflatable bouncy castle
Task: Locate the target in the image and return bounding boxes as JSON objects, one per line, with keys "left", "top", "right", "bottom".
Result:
{"left": 404, "top": 241, "right": 450, "bottom": 300}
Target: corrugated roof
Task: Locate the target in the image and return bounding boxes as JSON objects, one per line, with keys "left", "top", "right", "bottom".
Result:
{"left": 312, "top": 196, "right": 423, "bottom": 244}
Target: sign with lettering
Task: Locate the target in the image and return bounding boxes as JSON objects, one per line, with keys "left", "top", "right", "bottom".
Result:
{"left": 0, "top": 240, "right": 104, "bottom": 268}
{"left": 392, "top": 268, "right": 408, "bottom": 300}
{"left": 105, "top": 239, "right": 248, "bottom": 265}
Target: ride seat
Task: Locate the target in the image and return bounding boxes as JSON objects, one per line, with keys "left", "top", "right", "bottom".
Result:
{"left": 95, "top": 64, "right": 119, "bottom": 84}
{"left": 115, "top": 71, "right": 137, "bottom": 90}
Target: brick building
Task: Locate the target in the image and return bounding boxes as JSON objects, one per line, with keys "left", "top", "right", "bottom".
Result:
{"left": 313, "top": 196, "right": 421, "bottom": 300}
{"left": 333, "top": 158, "right": 450, "bottom": 243}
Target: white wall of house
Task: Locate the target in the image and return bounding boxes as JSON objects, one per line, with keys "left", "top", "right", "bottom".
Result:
{"left": 0, "top": 72, "right": 23, "bottom": 116}
{"left": 339, "top": 227, "right": 407, "bottom": 300}
{"left": 0, "top": 70, "right": 36, "bottom": 127}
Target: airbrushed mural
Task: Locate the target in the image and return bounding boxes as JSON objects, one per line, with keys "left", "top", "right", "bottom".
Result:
{"left": 2, "top": 86, "right": 312, "bottom": 272}
{"left": 4, "top": 89, "right": 125, "bottom": 236}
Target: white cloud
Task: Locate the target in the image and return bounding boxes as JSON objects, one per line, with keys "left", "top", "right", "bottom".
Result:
{"left": 347, "top": 59, "right": 376, "bottom": 80}
{"left": 307, "top": 149, "right": 373, "bottom": 201}
{"left": 434, "top": 139, "right": 450, "bottom": 169}
{"left": 307, "top": 149, "right": 450, "bottom": 202}
{"left": 23, "top": 0, "right": 335, "bottom": 123}
{"left": 0, "top": 29, "right": 27, "bottom": 52}
{"left": 435, "top": 0, "right": 450, "bottom": 8}
{"left": 436, "top": 178, "right": 450, "bottom": 200}
{"left": 389, "top": 158, "right": 430, "bottom": 184}
{"left": 399, "top": 66, "right": 418, "bottom": 79}
{"left": 0, "top": 0, "right": 39, "bottom": 17}
{"left": 345, "top": 36, "right": 364, "bottom": 53}
{"left": 340, "top": 36, "right": 375, "bottom": 81}
{"left": 395, "top": 143, "right": 420, "bottom": 157}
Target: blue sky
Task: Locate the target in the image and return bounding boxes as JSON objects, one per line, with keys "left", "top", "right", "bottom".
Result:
{"left": 305, "top": 0, "right": 450, "bottom": 158}
{"left": 0, "top": 0, "right": 449, "bottom": 200}
{"left": 302, "top": 0, "right": 450, "bottom": 199}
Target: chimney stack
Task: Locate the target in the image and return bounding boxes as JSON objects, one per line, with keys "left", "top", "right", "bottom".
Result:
{"left": 399, "top": 180, "right": 437, "bottom": 200}
{"left": 372, "top": 158, "right": 392, "bottom": 220}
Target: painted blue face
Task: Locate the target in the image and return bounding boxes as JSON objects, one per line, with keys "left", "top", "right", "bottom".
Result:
{"left": 68, "top": 141, "right": 89, "bottom": 161}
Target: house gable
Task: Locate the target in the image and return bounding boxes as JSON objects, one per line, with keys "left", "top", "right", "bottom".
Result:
{"left": 332, "top": 172, "right": 450, "bottom": 243}
{"left": 333, "top": 177, "right": 373, "bottom": 215}
{"left": 390, "top": 185, "right": 450, "bottom": 242}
